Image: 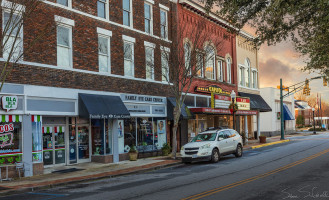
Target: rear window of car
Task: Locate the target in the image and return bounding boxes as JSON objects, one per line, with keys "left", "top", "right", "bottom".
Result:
{"left": 191, "top": 133, "right": 217, "bottom": 142}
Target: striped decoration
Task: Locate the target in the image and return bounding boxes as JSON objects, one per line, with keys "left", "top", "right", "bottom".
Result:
{"left": 1, "top": 115, "right": 22, "bottom": 122}
{"left": 31, "top": 115, "right": 42, "bottom": 122}
{"left": 42, "top": 126, "right": 65, "bottom": 134}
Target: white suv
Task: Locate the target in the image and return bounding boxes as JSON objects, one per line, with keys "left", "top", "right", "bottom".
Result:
{"left": 180, "top": 128, "right": 243, "bottom": 163}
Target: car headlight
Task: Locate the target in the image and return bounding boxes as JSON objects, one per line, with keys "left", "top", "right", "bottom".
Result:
{"left": 200, "top": 144, "right": 211, "bottom": 149}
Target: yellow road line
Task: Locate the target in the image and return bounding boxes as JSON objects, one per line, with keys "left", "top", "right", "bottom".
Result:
{"left": 182, "top": 148, "right": 329, "bottom": 200}
{"left": 251, "top": 139, "right": 290, "bottom": 149}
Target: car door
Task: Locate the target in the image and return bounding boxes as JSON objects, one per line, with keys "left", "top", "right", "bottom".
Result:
{"left": 217, "top": 131, "right": 230, "bottom": 153}
{"left": 229, "top": 130, "right": 239, "bottom": 151}
{"left": 224, "top": 130, "right": 235, "bottom": 152}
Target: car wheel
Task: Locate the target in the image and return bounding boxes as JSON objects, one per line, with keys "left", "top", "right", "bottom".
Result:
{"left": 235, "top": 144, "right": 243, "bottom": 157}
{"left": 211, "top": 148, "right": 220, "bottom": 163}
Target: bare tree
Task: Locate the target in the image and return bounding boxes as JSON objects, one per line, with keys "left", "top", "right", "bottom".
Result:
{"left": 0, "top": 0, "right": 51, "bottom": 91}
{"left": 146, "top": 16, "right": 225, "bottom": 158}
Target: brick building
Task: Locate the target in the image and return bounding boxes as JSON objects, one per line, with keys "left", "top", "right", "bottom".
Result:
{"left": 0, "top": 0, "right": 176, "bottom": 177}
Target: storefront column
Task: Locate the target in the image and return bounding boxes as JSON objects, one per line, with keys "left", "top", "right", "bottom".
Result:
{"left": 257, "top": 112, "right": 260, "bottom": 139}
{"left": 22, "top": 115, "right": 33, "bottom": 177}
{"left": 112, "top": 119, "right": 119, "bottom": 163}
{"left": 244, "top": 116, "right": 248, "bottom": 144}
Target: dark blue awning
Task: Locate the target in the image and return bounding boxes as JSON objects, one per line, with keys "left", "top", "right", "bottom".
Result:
{"left": 79, "top": 93, "right": 130, "bottom": 119}
{"left": 283, "top": 103, "right": 294, "bottom": 120}
{"left": 167, "top": 97, "right": 193, "bottom": 120}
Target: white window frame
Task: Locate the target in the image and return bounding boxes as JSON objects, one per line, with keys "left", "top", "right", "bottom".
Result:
{"left": 144, "top": 1, "right": 153, "bottom": 35}
{"left": 144, "top": 41, "right": 155, "bottom": 80}
{"left": 252, "top": 69, "right": 258, "bottom": 89}
{"left": 160, "top": 9, "right": 168, "bottom": 39}
{"left": 55, "top": 16, "right": 74, "bottom": 68}
{"left": 97, "top": 0, "right": 109, "bottom": 20}
{"left": 217, "top": 60, "right": 223, "bottom": 81}
{"left": 245, "top": 58, "right": 251, "bottom": 87}
{"left": 123, "top": 0, "right": 133, "bottom": 27}
{"left": 56, "top": 0, "right": 72, "bottom": 8}
{"left": 161, "top": 46, "right": 170, "bottom": 82}
{"left": 238, "top": 65, "right": 245, "bottom": 86}
{"left": 2, "top": 2, "right": 24, "bottom": 61}
{"left": 123, "top": 35, "right": 135, "bottom": 77}
{"left": 97, "top": 27, "right": 112, "bottom": 73}
{"left": 226, "top": 57, "right": 231, "bottom": 83}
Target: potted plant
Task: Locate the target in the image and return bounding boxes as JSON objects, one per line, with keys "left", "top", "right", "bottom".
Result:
{"left": 259, "top": 134, "right": 266, "bottom": 143}
{"left": 161, "top": 143, "right": 172, "bottom": 156}
{"left": 128, "top": 145, "right": 138, "bottom": 161}
{"left": 229, "top": 102, "right": 239, "bottom": 114}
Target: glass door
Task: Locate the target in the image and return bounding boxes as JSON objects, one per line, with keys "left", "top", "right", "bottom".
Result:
{"left": 43, "top": 127, "right": 53, "bottom": 165}
{"left": 43, "top": 126, "right": 66, "bottom": 166}
{"left": 69, "top": 125, "right": 77, "bottom": 164}
{"left": 78, "top": 126, "right": 90, "bottom": 162}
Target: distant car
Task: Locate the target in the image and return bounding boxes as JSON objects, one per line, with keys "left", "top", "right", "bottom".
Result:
{"left": 180, "top": 128, "right": 243, "bottom": 163}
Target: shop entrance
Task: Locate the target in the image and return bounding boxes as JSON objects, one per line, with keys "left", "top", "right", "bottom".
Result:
{"left": 69, "top": 124, "right": 91, "bottom": 164}
{"left": 42, "top": 126, "right": 66, "bottom": 166}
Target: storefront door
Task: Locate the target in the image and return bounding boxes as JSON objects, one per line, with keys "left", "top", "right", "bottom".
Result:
{"left": 77, "top": 126, "right": 90, "bottom": 162}
{"left": 43, "top": 126, "right": 66, "bottom": 166}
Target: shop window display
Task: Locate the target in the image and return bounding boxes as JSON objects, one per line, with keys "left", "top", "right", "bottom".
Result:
{"left": 32, "top": 122, "right": 42, "bottom": 163}
{"left": 0, "top": 122, "right": 22, "bottom": 165}
{"left": 123, "top": 118, "right": 136, "bottom": 152}
{"left": 92, "top": 119, "right": 104, "bottom": 155}
{"left": 153, "top": 118, "right": 166, "bottom": 149}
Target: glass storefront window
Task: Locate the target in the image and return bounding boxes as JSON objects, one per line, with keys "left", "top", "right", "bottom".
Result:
{"left": 43, "top": 127, "right": 53, "bottom": 165}
{"left": 153, "top": 118, "right": 166, "bottom": 149}
{"left": 0, "top": 122, "right": 22, "bottom": 165}
{"left": 105, "top": 119, "right": 112, "bottom": 154}
{"left": 91, "top": 119, "right": 104, "bottom": 155}
{"left": 78, "top": 126, "right": 89, "bottom": 159}
{"left": 124, "top": 118, "right": 136, "bottom": 152}
{"left": 32, "top": 122, "right": 42, "bottom": 163}
{"left": 69, "top": 124, "right": 77, "bottom": 164}
{"left": 137, "top": 117, "right": 153, "bottom": 147}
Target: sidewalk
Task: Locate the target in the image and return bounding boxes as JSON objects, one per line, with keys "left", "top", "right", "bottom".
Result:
{"left": 0, "top": 131, "right": 325, "bottom": 196}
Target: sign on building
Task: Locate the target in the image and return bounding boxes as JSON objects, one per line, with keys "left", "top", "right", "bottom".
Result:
{"left": 2, "top": 96, "right": 18, "bottom": 112}
{"left": 236, "top": 97, "right": 250, "bottom": 110}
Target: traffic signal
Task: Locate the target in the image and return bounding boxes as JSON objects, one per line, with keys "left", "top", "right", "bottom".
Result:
{"left": 303, "top": 79, "right": 311, "bottom": 96}
{"left": 323, "top": 76, "right": 328, "bottom": 86}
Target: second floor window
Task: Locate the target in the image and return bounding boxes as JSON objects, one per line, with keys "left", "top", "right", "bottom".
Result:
{"left": 227, "top": 58, "right": 231, "bottom": 83}
{"left": 217, "top": 60, "right": 223, "bottom": 81}
{"left": 252, "top": 71, "right": 258, "bottom": 88}
{"left": 145, "top": 47, "right": 154, "bottom": 80}
{"left": 98, "top": 36, "right": 110, "bottom": 73}
{"left": 57, "top": 0, "right": 68, "bottom": 6}
{"left": 144, "top": 3, "right": 152, "bottom": 34}
{"left": 205, "top": 46, "right": 215, "bottom": 80}
{"left": 57, "top": 25, "right": 72, "bottom": 68}
{"left": 124, "top": 42, "right": 134, "bottom": 77}
{"left": 160, "top": 10, "right": 167, "bottom": 39}
{"left": 123, "top": 0, "right": 131, "bottom": 26}
{"left": 184, "top": 43, "right": 191, "bottom": 75}
{"left": 196, "top": 53, "right": 204, "bottom": 77}
{"left": 97, "top": 0, "right": 106, "bottom": 19}
{"left": 161, "top": 50, "right": 169, "bottom": 82}
{"left": 239, "top": 66, "right": 244, "bottom": 86}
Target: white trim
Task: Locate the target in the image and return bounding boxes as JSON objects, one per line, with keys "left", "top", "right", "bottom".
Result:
{"left": 159, "top": 4, "right": 169, "bottom": 11}
{"left": 54, "top": 15, "right": 75, "bottom": 26}
{"left": 145, "top": 0, "right": 155, "bottom": 4}
{"left": 238, "top": 85, "right": 260, "bottom": 92}
{"left": 57, "top": 25, "right": 73, "bottom": 68}
{"left": 43, "top": 1, "right": 172, "bottom": 43}
{"left": 97, "top": 27, "right": 112, "bottom": 37}
{"left": 1, "top": 0, "right": 25, "bottom": 12}
{"left": 122, "top": 35, "right": 136, "bottom": 43}
{"left": 160, "top": 46, "right": 170, "bottom": 52}
{"left": 144, "top": 41, "right": 156, "bottom": 48}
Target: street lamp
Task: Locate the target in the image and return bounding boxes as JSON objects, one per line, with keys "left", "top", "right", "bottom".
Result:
{"left": 312, "top": 108, "right": 316, "bottom": 134}
{"left": 230, "top": 90, "right": 236, "bottom": 130}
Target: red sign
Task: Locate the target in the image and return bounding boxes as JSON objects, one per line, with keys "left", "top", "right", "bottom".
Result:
{"left": 195, "top": 85, "right": 231, "bottom": 95}
{"left": 190, "top": 108, "right": 257, "bottom": 115}
{"left": 215, "top": 95, "right": 231, "bottom": 101}
{"left": 236, "top": 97, "right": 250, "bottom": 103}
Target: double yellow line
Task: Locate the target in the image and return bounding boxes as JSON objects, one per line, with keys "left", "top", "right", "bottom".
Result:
{"left": 182, "top": 148, "right": 329, "bottom": 200}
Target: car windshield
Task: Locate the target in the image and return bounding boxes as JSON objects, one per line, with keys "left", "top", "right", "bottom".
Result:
{"left": 191, "top": 133, "right": 217, "bottom": 142}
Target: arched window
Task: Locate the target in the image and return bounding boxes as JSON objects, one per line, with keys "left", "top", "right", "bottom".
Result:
{"left": 245, "top": 58, "right": 250, "bottom": 87}
{"left": 226, "top": 57, "right": 231, "bottom": 83}
{"left": 184, "top": 42, "right": 191, "bottom": 75}
{"left": 205, "top": 45, "right": 215, "bottom": 80}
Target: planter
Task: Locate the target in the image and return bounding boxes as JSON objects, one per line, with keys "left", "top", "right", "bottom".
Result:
{"left": 259, "top": 136, "right": 266, "bottom": 143}
{"left": 128, "top": 152, "right": 138, "bottom": 161}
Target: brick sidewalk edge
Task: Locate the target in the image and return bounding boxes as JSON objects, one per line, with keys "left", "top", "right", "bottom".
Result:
{"left": 243, "top": 139, "right": 290, "bottom": 150}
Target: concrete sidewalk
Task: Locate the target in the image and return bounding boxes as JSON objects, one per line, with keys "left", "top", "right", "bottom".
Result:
{"left": 0, "top": 131, "right": 325, "bottom": 196}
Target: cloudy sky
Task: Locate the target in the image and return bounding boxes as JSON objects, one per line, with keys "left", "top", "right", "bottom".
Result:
{"left": 257, "top": 39, "right": 329, "bottom": 100}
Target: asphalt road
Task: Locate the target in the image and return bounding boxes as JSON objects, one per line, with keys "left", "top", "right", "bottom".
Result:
{"left": 3, "top": 133, "right": 329, "bottom": 200}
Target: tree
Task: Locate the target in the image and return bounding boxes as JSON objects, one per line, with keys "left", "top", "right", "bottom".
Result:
{"left": 153, "top": 16, "right": 224, "bottom": 158}
{"left": 0, "top": 0, "right": 51, "bottom": 91}
{"left": 296, "top": 115, "right": 305, "bottom": 126}
{"left": 205, "top": 0, "right": 329, "bottom": 74}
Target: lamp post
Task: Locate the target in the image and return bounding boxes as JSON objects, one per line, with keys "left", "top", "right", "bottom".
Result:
{"left": 230, "top": 90, "right": 236, "bottom": 130}
{"left": 312, "top": 108, "right": 316, "bottom": 134}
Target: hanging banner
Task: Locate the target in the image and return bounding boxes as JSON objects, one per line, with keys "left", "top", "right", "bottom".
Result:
{"left": 236, "top": 97, "right": 250, "bottom": 110}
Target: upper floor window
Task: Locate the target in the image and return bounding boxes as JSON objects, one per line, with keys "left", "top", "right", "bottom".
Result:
{"left": 205, "top": 46, "right": 215, "bottom": 80}
{"left": 217, "top": 60, "right": 223, "bottom": 81}
{"left": 184, "top": 42, "right": 191, "bottom": 75}
{"left": 145, "top": 42, "right": 155, "bottom": 80}
{"left": 97, "top": 0, "right": 107, "bottom": 19}
{"left": 123, "top": 0, "right": 132, "bottom": 27}
{"left": 160, "top": 9, "right": 168, "bottom": 39}
{"left": 196, "top": 53, "right": 204, "bottom": 78}
{"left": 57, "top": 0, "right": 68, "bottom": 6}
{"left": 97, "top": 28, "right": 112, "bottom": 73}
{"left": 226, "top": 57, "right": 231, "bottom": 83}
{"left": 161, "top": 47, "right": 170, "bottom": 82}
{"left": 144, "top": 3, "right": 153, "bottom": 34}
{"left": 239, "top": 66, "right": 244, "bottom": 86}
{"left": 245, "top": 58, "right": 250, "bottom": 87}
{"left": 252, "top": 71, "right": 258, "bottom": 88}
{"left": 123, "top": 35, "right": 135, "bottom": 77}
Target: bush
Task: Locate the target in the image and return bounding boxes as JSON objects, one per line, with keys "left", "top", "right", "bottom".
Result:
{"left": 308, "top": 128, "right": 326, "bottom": 131}
{"left": 161, "top": 143, "right": 171, "bottom": 156}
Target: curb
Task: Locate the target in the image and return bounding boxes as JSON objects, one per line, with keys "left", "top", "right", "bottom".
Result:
{"left": 250, "top": 139, "right": 290, "bottom": 149}
{"left": 0, "top": 160, "right": 182, "bottom": 197}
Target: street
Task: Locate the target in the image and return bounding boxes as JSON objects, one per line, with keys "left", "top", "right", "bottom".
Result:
{"left": 2, "top": 133, "right": 329, "bottom": 200}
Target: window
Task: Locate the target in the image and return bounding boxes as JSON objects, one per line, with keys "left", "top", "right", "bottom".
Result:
{"left": 98, "top": 36, "right": 110, "bottom": 73}
{"left": 123, "top": 40, "right": 134, "bottom": 77}
{"left": 217, "top": 60, "right": 223, "bottom": 81}
{"left": 184, "top": 43, "right": 191, "bottom": 75}
{"left": 239, "top": 66, "right": 244, "bottom": 86}
{"left": 245, "top": 59, "right": 250, "bottom": 87}
{"left": 205, "top": 46, "right": 215, "bottom": 80}
{"left": 226, "top": 57, "right": 231, "bottom": 83}
{"left": 123, "top": 0, "right": 132, "bottom": 26}
{"left": 252, "top": 71, "right": 258, "bottom": 88}
{"left": 145, "top": 46, "right": 154, "bottom": 80}
{"left": 57, "top": 25, "right": 72, "bottom": 68}
{"left": 160, "top": 10, "right": 167, "bottom": 39}
{"left": 196, "top": 53, "right": 204, "bottom": 77}
{"left": 161, "top": 48, "right": 169, "bottom": 82}
{"left": 97, "top": 0, "right": 107, "bottom": 19}
{"left": 3, "top": 11, "right": 23, "bottom": 61}
{"left": 57, "top": 0, "right": 68, "bottom": 6}
{"left": 144, "top": 3, "right": 152, "bottom": 34}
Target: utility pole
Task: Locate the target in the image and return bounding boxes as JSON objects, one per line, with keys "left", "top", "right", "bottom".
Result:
{"left": 280, "top": 79, "right": 284, "bottom": 140}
